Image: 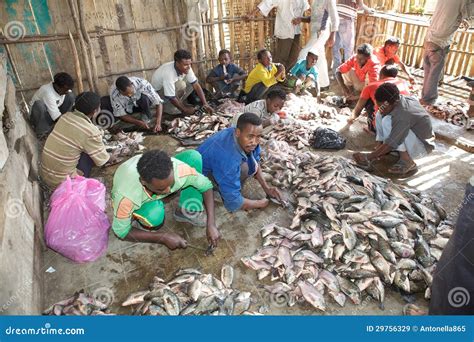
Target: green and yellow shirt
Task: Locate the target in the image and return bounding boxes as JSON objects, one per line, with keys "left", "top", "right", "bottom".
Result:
{"left": 111, "top": 154, "right": 212, "bottom": 238}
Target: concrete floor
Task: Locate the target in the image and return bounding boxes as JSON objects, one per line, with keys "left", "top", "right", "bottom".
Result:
{"left": 42, "top": 110, "right": 474, "bottom": 315}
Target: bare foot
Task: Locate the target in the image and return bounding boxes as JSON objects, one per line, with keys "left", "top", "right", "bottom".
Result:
{"left": 403, "top": 304, "right": 426, "bottom": 316}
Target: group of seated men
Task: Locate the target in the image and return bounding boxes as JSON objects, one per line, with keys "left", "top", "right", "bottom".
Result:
{"left": 30, "top": 37, "right": 434, "bottom": 250}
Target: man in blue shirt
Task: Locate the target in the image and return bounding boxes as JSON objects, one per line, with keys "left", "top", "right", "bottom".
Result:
{"left": 206, "top": 49, "right": 247, "bottom": 98}
{"left": 197, "top": 113, "right": 282, "bottom": 211}
{"left": 288, "top": 50, "right": 320, "bottom": 97}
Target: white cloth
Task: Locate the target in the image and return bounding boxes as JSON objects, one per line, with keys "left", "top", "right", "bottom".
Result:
{"left": 375, "top": 113, "right": 428, "bottom": 160}
{"left": 151, "top": 61, "right": 198, "bottom": 98}
{"left": 310, "top": 0, "right": 339, "bottom": 33}
{"left": 297, "top": 0, "right": 338, "bottom": 87}
{"left": 425, "top": 0, "right": 469, "bottom": 48}
{"left": 109, "top": 77, "right": 163, "bottom": 117}
{"left": 232, "top": 99, "right": 279, "bottom": 126}
{"left": 30, "top": 82, "right": 67, "bottom": 121}
{"left": 258, "top": 0, "right": 310, "bottom": 39}
{"left": 298, "top": 29, "right": 331, "bottom": 87}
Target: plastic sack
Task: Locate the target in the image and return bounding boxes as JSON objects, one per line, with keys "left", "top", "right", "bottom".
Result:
{"left": 45, "top": 176, "right": 110, "bottom": 263}
{"left": 310, "top": 127, "right": 346, "bottom": 150}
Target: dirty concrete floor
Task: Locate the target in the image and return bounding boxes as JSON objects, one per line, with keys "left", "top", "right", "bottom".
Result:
{"left": 43, "top": 98, "right": 474, "bottom": 316}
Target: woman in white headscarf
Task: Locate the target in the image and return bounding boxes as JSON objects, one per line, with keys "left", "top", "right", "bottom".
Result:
{"left": 293, "top": 0, "right": 339, "bottom": 88}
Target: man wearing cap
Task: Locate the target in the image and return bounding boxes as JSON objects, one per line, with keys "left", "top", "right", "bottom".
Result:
{"left": 40, "top": 92, "right": 110, "bottom": 189}
{"left": 111, "top": 149, "right": 220, "bottom": 250}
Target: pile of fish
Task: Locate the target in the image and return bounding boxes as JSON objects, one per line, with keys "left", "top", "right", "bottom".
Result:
{"left": 425, "top": 101, "right": 468, "bottom": 126}
{"left": 103, "top": 131, "right": 145, "bottom": 166}
{"left": 43, "top": 290, "right": 114, "bottom": 316}
{"left": 121, "top": 266, "right": 259, "bottom": 315}
{"left": 216, "top": 99, "right": 244, "bottom": 117}
{"left": 166, "top": 114, "right": 231, "bottom": 142}
{"left": 283, "top": 94, "right": 341, "bottom": 123}
{"left": 262, "top": 123, "right": 314, "bottom": 150}
{"left": 261, "top": 139, "right": 314, "bottom": 189}
{"left": 243, "top": 154, "right": 453, "bottom": 311}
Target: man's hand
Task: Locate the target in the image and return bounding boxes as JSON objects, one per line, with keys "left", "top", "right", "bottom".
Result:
{"left": 460, "top": 19, "right": 470, "bottom": 30}
{"left": 346, "top": 94, "right": 358, "bottom": 102}
{"left": 363, "top": 6, "right": 375, "bottom": 14}
{"left": 182, "top": 105, "right": 197, "bottom": 115}
{"left": 325, "top": 33, "right": 335, "bottom": 48}
{"left": 161, "top": 233, "right": 187, "bottom": 250}
{"left": 203, "top": 104, "right": 214, "bottom": 114}
{"left": 265, "top": 187, "right": 283, "bottom": 202}
{"left": 138, "top": 121, "right": 150, "bottom": 130}
{"left": 206, "top": 224, "right": 221, "bottom": 247}
{"left": 153, "top": 123, "right": 162, "bottom": 133}
{"left": 292, "top": 17, "right": 302, "bottom": 25}
{"left": 353, "top": 152, "right": 370, "bottom": 165}
{"left": 347, "top": 116, "right": 356, "bottom": 125}
{"left": 409, "top": 76, "right": 416, "bottom": 85}
{"left": 255, "top": 198, "right": 270, "bottom": 209}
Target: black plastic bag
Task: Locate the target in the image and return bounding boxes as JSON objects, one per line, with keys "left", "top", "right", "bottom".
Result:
{"left": 310, "top": 127, "right": 346, "bottom": 150}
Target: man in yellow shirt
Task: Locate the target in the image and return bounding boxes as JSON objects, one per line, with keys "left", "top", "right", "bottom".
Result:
{"left": 242, "top": 49, "right": 286, "bottom": 104}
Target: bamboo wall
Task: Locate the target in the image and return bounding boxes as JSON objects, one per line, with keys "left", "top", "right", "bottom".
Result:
{"left": 0, "top": 0, "right": 188, "bottom": 101}
{"left": 355, "top": 12, "right": 474, "bottom": 78}
{"left": 0, "top": 0, "right": 472, "bottom": 106}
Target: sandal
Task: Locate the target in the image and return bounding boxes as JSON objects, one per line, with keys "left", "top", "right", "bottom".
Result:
{"left": 388, "top": 159, "right": 417, "bottom": 175}
{"left": 402, "top": 304, "right": 426, "bottom": 316}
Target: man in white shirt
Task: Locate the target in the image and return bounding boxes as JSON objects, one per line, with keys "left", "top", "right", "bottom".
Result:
{"left": 293, "top": 0, "right": 340, "bottom": 88}
{"left": 245, "top": 0, "right": 310, "bottom": 69}
{"left": 421, "top": 0, "right": 471, "bottom": 106}
{"left": 101, "top": 76, "right": 164, "bottom": 132}
{"left": 29, "top": 72, "right": 75, "bottom": 138}
{"left": 151, "top": 49, "right": 213, "bottom": 116}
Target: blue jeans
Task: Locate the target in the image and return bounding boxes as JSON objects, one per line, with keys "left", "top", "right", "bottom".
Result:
{"left": 332, "top": 18, "right": 355, "bottom": 75}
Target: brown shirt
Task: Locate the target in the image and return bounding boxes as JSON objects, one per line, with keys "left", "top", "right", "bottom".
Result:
{"left": 40, "top": 110, "right": 109, "bottom": 189}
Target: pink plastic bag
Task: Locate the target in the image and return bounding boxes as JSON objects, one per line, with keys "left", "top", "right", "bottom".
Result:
{"left": 45, "top": 176, "right": 111, "bottom": 263}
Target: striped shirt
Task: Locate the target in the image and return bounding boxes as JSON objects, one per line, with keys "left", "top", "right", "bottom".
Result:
{"left": 40, "top": 110, "right": 109, "bottom": 189}
{"left": 337, "top": 0, "right": 358, "bottom": 21}
{"left": 110, "top": 77, "right": 163, "bottom": 117}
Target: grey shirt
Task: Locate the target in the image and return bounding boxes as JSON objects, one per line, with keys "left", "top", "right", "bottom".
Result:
{"left": 425, "top": 0, "right": 470, "bottom": 48}
{"left": 385, "top": 96, "right": 434, "bottom": 149}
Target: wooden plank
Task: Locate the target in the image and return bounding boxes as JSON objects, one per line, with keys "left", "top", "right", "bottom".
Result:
{"left": 229, "top": 0, "right": 235, "bottom": 53}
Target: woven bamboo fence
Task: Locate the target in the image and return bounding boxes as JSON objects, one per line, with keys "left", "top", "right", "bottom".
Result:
{"left": 355, "top": 12, "right": 474, "bottom": 78}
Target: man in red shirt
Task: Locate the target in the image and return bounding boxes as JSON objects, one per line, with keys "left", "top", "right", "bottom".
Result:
{"left": 347, "top": 65, "right": 410, "bottom": 132}
{"left": 373, "top": 37, "right": 415, "bottom": 84}
{"left": 335, "top": 43, "right": 381, "bottom": 102}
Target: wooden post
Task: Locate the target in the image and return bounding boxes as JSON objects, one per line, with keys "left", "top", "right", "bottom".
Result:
{"left": 67, "top": 0, "right": 94, "bottom": 92}
{"left": 77, "top": 0, "right": 99, "bottom": 92}
{"left": 68, "top": 30, "right": 84, "bottom": 93}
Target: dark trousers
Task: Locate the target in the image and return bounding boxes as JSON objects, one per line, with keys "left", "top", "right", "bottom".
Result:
{"left": 77, "top": 153, "right": 94, "bottom": 177}
{"left": 429, "top": 183, "right": 474, "bottom": 315}
{"left": 365, "top": 99, "right": 376, "bottom": 133}
{"left": 100, "top": 93, "right": 153, "bottom": 120}
{"left": 29, "top": 92, "right": 75, "bottom": 137}
{"left": 244, "top": 82, "right": 272, "bottom": 105}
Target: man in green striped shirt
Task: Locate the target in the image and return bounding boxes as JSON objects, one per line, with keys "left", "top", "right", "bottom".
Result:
{"left": 111, "top": 149, "right": 220, "bottom": 250}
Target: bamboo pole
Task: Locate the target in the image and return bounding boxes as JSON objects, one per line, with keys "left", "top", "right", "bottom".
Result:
{"left": 249, "top": 0, "right": 255, "bottom": 69}
{"left": 68, "top": 30, "right": 83, "bottom": 93}
{"left": 77, "top": 0, "right": 99, "bottom": 92}
{"left": 216, "top": 0, "right": 225, "bottom": 50}
{"left": 1, "top": 41, "right": 29, "bottom": 109}
{"left": 229, "top": 0, "right": 235, "bottom": 52}
{"left": 67, "top": 0, "right": 94, "bottom": 92}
